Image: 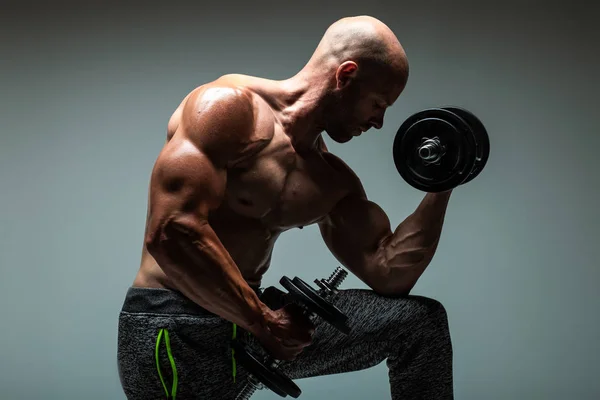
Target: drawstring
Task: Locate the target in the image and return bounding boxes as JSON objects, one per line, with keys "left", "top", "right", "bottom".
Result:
{"left": 232, "top": 323, "right": 252, "bottom": 383}
{"left": 156, "top": 328, "right": 178, "bottom": 399}
{"left": 232, "top": 323, "right": 238, "bottom": 383}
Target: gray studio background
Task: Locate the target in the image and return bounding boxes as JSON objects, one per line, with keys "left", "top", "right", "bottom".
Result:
{"left": 1, "top": 1, "right": 598, "bottom": 399}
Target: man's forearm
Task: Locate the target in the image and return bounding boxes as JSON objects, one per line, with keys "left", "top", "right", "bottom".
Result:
{"left": 147, "top": 220, "right": 269, "bottom": 335}
{"left": 377, "top": 191, "right": 452, "bottom": 295}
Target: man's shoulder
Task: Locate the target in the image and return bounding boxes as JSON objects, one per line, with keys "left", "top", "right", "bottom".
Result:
{"left": 174, "top": 77, "right": 274, "bottom": 166}
{"left": 321, "top": 149, "right": 366, "bottom": 198}
{"left": 191, "top": 73, "right": 270, "bottom": 106}
{"left": 184, "top": 78, "right": 257, "bottom": 119}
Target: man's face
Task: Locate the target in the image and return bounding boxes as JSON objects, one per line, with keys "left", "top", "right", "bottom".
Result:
{"left": 325, "top": 71, "right": 403, "bottom": 144}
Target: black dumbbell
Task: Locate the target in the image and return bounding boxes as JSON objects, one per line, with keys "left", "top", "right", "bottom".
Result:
{"left": 392, "top": 107, "right": 490, "bottom": 193}
{"left": 234, "top": 267, "right": 350, "bottom": 399}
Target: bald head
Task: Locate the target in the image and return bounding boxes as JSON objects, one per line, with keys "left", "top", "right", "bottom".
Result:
{"left": 307, "top": 16, "right": 409, "bottom": 87}
{"left": 290, "top": 16, "right": 408, "bottom": 144}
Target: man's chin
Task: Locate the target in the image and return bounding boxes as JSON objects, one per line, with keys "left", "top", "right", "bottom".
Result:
{"left": 326, "top": 130, "right": 353, "bottom": 144}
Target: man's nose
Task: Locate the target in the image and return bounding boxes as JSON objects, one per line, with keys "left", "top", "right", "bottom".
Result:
{"left": 370, "top": 116, "right": 384, "bottom": 129}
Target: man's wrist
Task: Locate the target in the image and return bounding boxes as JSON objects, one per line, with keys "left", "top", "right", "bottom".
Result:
{"left": 427, "top": 189, "right": 452, "bottom": 198}
{"left": 247, "top": 302, "right": 273, "bottom": 337}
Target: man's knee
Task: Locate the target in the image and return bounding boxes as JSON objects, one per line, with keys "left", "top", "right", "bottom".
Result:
{"left": 392, "top": 295, "right": 449, "bottom": 330}
{"left": 414, "top": 295, "right": 447, "bottom": 316}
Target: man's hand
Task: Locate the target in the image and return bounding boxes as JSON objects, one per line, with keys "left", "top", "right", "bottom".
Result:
{"left": 254, "top": 303, "right": 315, "bottom": 361}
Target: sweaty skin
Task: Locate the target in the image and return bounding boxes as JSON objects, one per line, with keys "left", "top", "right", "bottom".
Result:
{"left": 135, "top": 16, "right": 452, "bottom": 345}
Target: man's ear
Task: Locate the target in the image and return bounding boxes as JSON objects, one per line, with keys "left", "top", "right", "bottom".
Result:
{"left": 335, "top": 61, "right": 358, "bottom": 89}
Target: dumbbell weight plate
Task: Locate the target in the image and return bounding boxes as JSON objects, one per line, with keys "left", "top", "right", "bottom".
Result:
{"left": 442, "top": 107, "right": 490, "bottom": 184}
{"left": 393, "top": 108, "right": 477, "bottom": 192}
{"left": 231, "top": 339, "right": 301, "bottom": 398}
{"left": 280, "top": 276, "right": 351, "bottom": 335}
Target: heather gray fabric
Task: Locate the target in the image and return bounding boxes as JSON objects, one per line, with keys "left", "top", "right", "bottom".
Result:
{"left": 117, "top": 286, "right": 453, "bottom": 399}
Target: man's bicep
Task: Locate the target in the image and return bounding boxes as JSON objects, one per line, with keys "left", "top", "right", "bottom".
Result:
{"left": 319, "top": 194, "right": 393, "bottom": 289}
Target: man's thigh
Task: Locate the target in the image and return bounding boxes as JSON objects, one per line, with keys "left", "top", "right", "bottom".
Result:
{"left": 269, "top": 288, "right": 446, "bottom": 380}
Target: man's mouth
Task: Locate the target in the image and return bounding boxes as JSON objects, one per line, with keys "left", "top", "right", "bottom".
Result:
{"left": 351, "top": 125, "right": 370, "bottom": 137}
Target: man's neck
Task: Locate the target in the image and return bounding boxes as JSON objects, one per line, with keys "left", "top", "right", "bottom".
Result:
{"left": 258, "top": 70, "right": 331, "bottom": 153}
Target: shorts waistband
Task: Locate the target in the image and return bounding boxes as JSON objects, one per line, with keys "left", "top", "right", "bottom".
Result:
{"left": 120, "top": 286, "right": 262, "bottom": 317}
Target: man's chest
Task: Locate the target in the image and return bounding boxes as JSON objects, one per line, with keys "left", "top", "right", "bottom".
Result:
{"left": 222, "top": 132, "right": 349, "bottom": 230}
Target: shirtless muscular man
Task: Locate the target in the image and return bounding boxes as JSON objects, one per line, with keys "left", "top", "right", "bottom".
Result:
{"left": 118, "top": 15, "right": 453, "bottom": 400}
